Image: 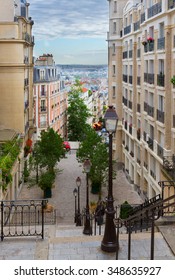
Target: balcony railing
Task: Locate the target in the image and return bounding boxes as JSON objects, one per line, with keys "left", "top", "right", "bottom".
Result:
{"left": 148, "top": 137, "right": 154, "bottom": 150}
{"left": 123, "top": 51, "right": 128, "bottom": 59}
{"left": 137, "top": 76, "right": 141, "bottom": 85}
{"left": 124, "top": 25, "right": 131, "bottom": 35}
{"left": 123, "top": 74, "right": 128, "bottom": 83}
{"left": 157, "top": 109, "right": 165, "bottom": 124}
{"left": 144, "top": 73, "right": 154, "bottom": 84}
{"left": 129, "top": 50, "right": 132, "bottom": 58}
{"left": 137, "top": 103, "right": 141, "bottom": 113}
{"left": 144, "top": 102, "right": 148, "bottom": 112}
{"left": 157, "top": 144, "right": 164, "bottom": 159}
{"left": 141, "top": 12, "right": 145, "bottom": 23}
{"left": 173, "top": 115, "right": 175, "bottom": 128}
{"left": 157, "top": 37, "right": 165, "bottom": 50}
{"left": 137, "top": 48, "right": 141, "bottom": 58}
{"left": 40, "top": 107, "right": 47, "bottom": 112}
{"left": 168, "top": 0, "right": 175, "bottom": 10}
{"left": 123, "top": 96, "right": 128, "bottom": 106}
{"left": 129, "top": 75, "right": 133, "bottom": 84}
{"left": 148, "top": 2, "right": 162, "bottom": 19}
{"left": 157, "top": 74, "right": 165, "bottom": 87}
{"left": 134, "top": 20, "right": 140, "bottom": 31}
{"left": 147, "top": 105, "right": 154, "bottom": 117}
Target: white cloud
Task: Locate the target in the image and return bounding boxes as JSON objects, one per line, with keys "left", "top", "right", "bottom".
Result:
{"left": 29, "top": 0, "right": 108, "bottom": 40}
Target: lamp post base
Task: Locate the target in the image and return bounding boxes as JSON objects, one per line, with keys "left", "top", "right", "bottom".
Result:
{"left": 101, "top": 209, "right": 117, "bottom": 252}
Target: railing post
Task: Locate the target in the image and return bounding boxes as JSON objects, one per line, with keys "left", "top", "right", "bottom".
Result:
{"left": 1, "top": 201, "right": 4, "bottom": 241}
{"left": 150, "top": 211, "right": 155, "bottom": 260}
{"left": 128, "top": 220, "right": 131, "bottom": 260}
{"left": 41, "top": 200, "right": 44, "bottom": 239}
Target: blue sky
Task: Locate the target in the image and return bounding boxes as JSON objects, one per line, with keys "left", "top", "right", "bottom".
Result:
{"left": 29, "top": 0, "right": 109, "bottom": 65}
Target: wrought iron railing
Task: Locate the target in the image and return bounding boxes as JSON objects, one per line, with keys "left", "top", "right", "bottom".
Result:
{"left": 0, "top": 199, "right": 53, "bottom": 241}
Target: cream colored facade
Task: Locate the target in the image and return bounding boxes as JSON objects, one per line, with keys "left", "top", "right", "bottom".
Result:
{"left": 108, "top": 0, "right": 175, "bottom": 199}
{"left": 0, "top": 0, "right": 34, "bottom": 200}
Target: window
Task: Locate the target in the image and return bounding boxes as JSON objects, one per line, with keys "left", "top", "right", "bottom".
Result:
{"left": 112, "top": 86, "right": 116, "bottom": 98}
{"left": 114, "top": 1, "right": 117, "bottom": 13}
{"left": 112, "top": 43, "right": 116, "bottom": 54}
{"left": 158, "top": 95, "right": 164, "bottom": 111}
{"left": 113, "top": 65, "right": 116, "bottom": 76}
{"left": 40, "top": 70, "right": 45, "bottom": 80}
{"left": 113, "top": 22, "right": 116, "bottom": 33}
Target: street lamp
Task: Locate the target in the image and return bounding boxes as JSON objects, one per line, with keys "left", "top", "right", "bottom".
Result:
{"left": 83, "top": 159, "right": 92, "bottom": 235}
{"left": 73, "top": 188, "right": 78, "bottom": 223}
{"left": 76, "top": 176, "right": 82, "bottom": 226}
{"left": 101, "top": 105, "right": 119, "bottom": 252}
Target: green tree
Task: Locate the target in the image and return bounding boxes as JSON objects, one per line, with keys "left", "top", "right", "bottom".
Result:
{"left": 67, "top": 80, "right": 91, "bottom": 141}
{"left": 33, "top": 127, "right": 65, "bottom": 174}
{"left": 76, "top": 127, "right": 109, "bottom": 198}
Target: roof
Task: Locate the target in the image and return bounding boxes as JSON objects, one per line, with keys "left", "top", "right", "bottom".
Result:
{"left": 0, "top": 129, "right": 18, "bottom": 143}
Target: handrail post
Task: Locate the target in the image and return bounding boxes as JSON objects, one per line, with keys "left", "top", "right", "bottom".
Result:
{"left": 1, "top": 201, "right": 4, "bottom": 241}
{"left": 41, "top": 200, "right": 44, "bottom": 239}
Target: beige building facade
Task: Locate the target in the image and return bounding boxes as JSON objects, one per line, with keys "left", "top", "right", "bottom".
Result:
{"left": 0, "top": 0, "right": 34, "bottom": 200}
{"left": 108, "top": 0, "right": 175, "bottom": 199}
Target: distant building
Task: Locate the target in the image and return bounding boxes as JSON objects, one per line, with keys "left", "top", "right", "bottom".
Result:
{"left": 33, "top": 54, "right": 67, "bottom": 139}
{"left": 107, "top": 0, "right": 175, "bottom": 199}
{"left": 0, "top": 0, "right": 34, "bottom": 200}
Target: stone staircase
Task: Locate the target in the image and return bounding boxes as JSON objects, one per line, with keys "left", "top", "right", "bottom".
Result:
{"left": 43, "top": 222, "right": 175, "bottom": 260}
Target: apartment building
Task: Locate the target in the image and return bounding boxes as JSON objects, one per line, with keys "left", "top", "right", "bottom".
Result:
{"left": 0, "top": 0, "right": 34, "bottom": 200}
{"left": 107, "top": 0, "right": 175, "bottom": 199}
{"left": 33, "top": 54, "right": 67, "bottom": 139}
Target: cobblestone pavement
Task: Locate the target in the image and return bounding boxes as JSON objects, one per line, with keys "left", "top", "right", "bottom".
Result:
{"left": 0, "top": 150, "right": 174, "bottom": 260}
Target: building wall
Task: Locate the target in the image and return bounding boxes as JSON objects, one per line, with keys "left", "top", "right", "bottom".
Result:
{"left": 108, "top": 0, "right": 175, "bottom": 199}
{"left": 33, "top": 54, "right": 67, "bottom": 139}
{"left": 0, "top": 0, "right": 34, "bottom": 200}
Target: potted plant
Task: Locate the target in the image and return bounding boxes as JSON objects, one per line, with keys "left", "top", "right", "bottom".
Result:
{"left": 147, "top": 37, "right": 154, "bottom": 43}
{"left": 171, "top": 76, "right": 175, "bottom": 85}
{"left": 120, "top": 201, "right": 133, "bottom": 219}
{"left": 38, "top": 170, "right": 55, "bottom": 198}
{"left": 142, "top": 40, "right": 147, "bottom": 46}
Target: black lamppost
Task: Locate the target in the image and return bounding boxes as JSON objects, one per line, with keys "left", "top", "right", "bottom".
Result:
{"left": 73, "top": 188, "right": 78, "bottom": 223}
{"left": 76, "top": 176, "right": 82, "bottom": 226}
{"left": 83, "top": 159, "right": 92, "bottom": 235}
{"left": 101, "top": 105, "right": 119, "bottom": 252}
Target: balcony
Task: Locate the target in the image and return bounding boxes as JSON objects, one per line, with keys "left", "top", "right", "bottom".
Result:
{"left": 129, "top": 75, "right": 133, "bottom": 84}
{"left": 134, "top": 20, "right": 140, "bottom": 31}
{"left": 137, "top": 103, "right": 141, "bottom": 113}
{"left": 157, "top": 109, "right": 165, "bottom": 124}
{"left": 148, "top": 2, "right": 162, "bottom": 19}
{"left": 144, "top": 73, "right": 154, "bottom": 84}
{"left": 157, "top": 144, "right": 164, "bottom": 159}
{"left": 137, "top": 76, "right": 141, "bottom": 85}
{"left": 150, "top": 170, "right": 156, "bottom": 180}
{"left": 147, "top": 105, "right": 154, "bottom": 117}
{"left": 124, "top": 25, "right": 131, "bottom": 35}
{"left": 144, "top": 102, "right": 148, "bottom": 112}
{"left": 137, "top": 48, "right": 141, "bottom": 58}
{"left": 123, "top": 74, "right": 128, "bottom": 83}
{"left": 24, "top": 78, "right": 29, "bottom": 87}
{"left": 157, "top": 37, "right": 165, "bottom": 50}
{"left": 128, "top": 100, "right": 132, "bottom": 110}
{"left": 163, "top": 155, "right": 175, "bottom": 171}
{"left": 123, "top": 51, "right": 128, "bottom": 59}
{"left": 122, "top": 96, "right": 128, "bottom": 106}
{"left": 173, "top": 115, "right": 175, "bottom": 128}
{"left": 129, "top": 50, "right": 132, "bottom": 58}
{"left": 129, "top": 125, "right": 132, "bottom": 135}
{"left": 168, "top": 0, "right": 175, "bottom": 10}
{"left": 141, "top": 12, "right": 145, "bottom": 23}
{"left": 40, "top": 107, "right": 47, "bottom": 113}
{"left": 157, "top": 73, "right": 165, "bottom": 87}
{"left": 147, "top": 137, "right": 154, "bottom": 150}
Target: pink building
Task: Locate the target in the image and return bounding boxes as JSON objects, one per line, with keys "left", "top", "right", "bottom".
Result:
{"left": 33, "top": 54, "right": 67, "bottom": 139}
